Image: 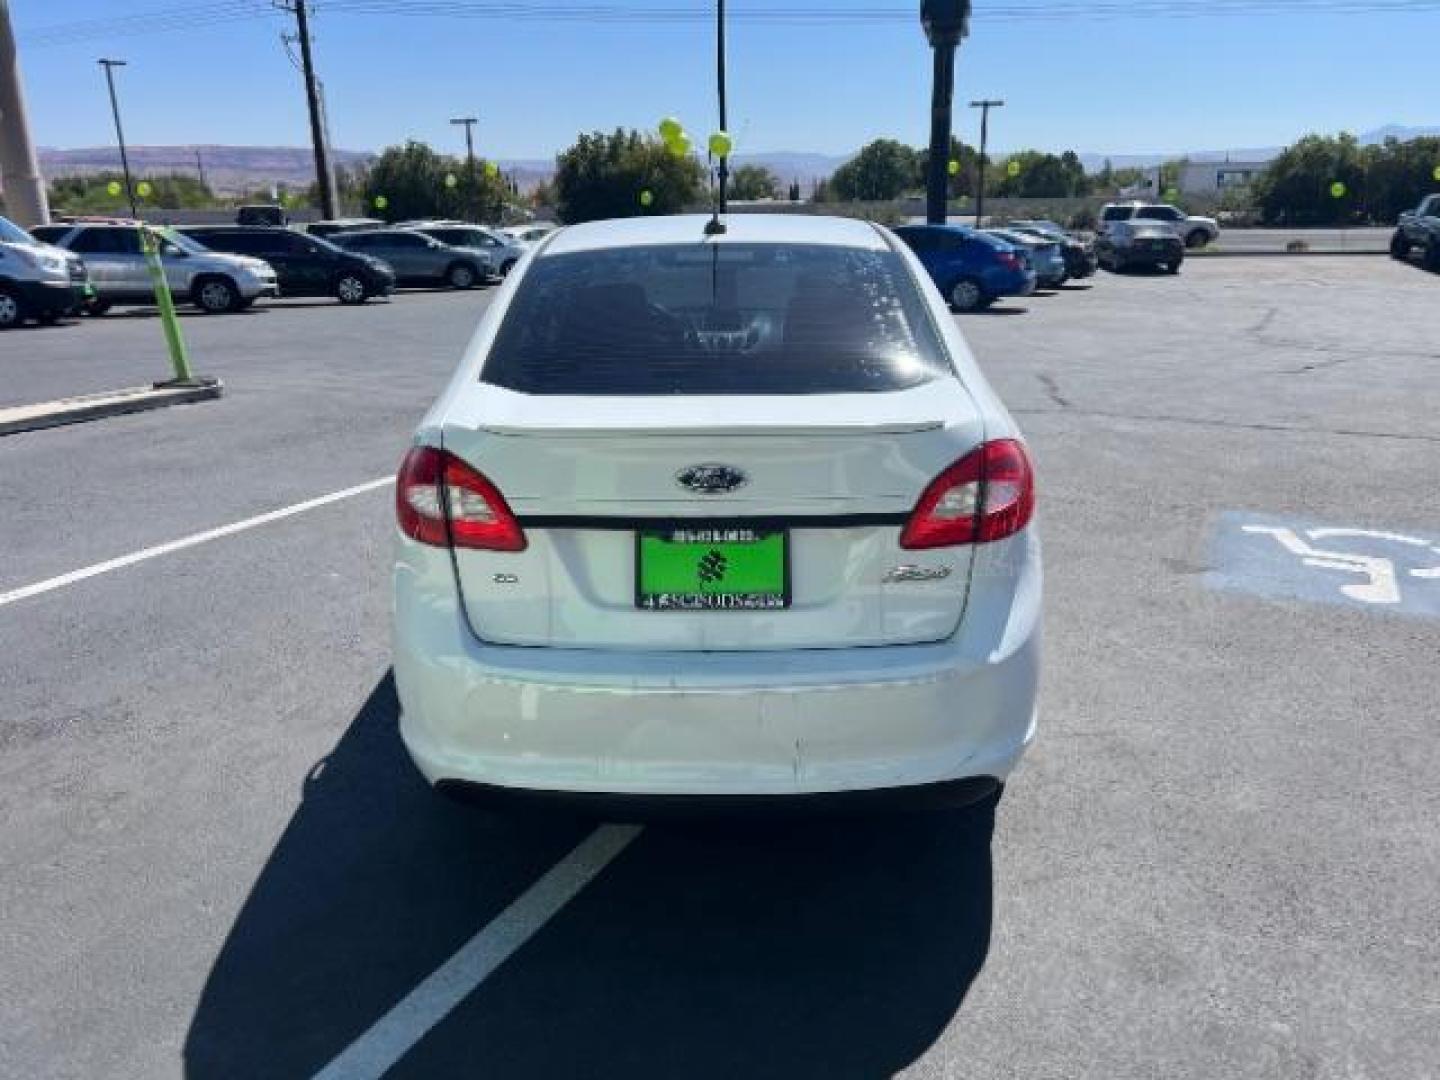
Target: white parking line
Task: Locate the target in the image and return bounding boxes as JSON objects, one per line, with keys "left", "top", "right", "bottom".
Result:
{"left": 312, "top": 824, "right": 643, "bottom": 1080}
{"left": 0, "top": 477, "right": 395, "bottom": 609}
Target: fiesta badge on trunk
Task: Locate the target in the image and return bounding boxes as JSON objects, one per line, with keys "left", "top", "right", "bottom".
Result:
{"left": 676, "top": 463, "right": 749, "bottom": 495}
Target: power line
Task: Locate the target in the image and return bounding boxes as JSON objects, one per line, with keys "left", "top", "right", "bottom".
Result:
{"left": 21, "top": 0, "right": 1440, "bottom": 45}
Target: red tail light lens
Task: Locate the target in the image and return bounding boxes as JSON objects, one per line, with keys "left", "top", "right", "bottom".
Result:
{"left": 997, "top": 251, "right": 1023, "bottom": 271}
{"left": 900, "top": 439, "right": 1035, "bottom": 549}
{"left": 396, "top": 446, "right": 527, "bottom": 551}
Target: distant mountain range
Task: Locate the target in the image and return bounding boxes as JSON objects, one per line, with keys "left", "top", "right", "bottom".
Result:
{"left": 30, "top": 125, "right": 1440, "bottom": 194}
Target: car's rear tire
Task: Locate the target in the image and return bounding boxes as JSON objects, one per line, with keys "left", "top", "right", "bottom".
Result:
{"left": 446, "top": 261, "right": 479, "bottom": 290}
{"left": 0, "top": 286, "right": 24, "bottom": 329}
{"left": 193, "top": 275, "right": 241, "bottom": 313}
{"left": 335, "top": 273, "right": 370, "bottom": 304}
{"left": 1165, "top": 259, "right": 1183, "bottom": 274}
{"left": 1185, "top": 229, "right": 1209, "bottom": 249}
{"left": 84, "top": 297, "right": 113, "bottom": 317}
{"left": 1390, "top": 231, "right": 1411, "bottom": 260}
{"left": 949, "top": 277, "right": 986, "bottom": 312}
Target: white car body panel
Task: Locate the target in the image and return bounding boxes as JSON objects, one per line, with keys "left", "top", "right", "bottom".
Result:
{"left": 392, "top": 214, "right": 1040, "bottom": 800}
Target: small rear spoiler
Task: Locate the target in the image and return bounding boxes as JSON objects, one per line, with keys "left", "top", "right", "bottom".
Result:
{"left": 476, "top": 419, "right": 945, "bottom": 437}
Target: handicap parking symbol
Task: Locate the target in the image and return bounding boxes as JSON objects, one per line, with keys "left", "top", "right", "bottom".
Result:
{"left": 1206, "top": 512, "right": 1440, "bottom": 619}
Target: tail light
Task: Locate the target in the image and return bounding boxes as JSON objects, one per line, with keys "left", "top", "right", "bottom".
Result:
{"left": 396, "top": 446, "right": 526, "bottom": 551}
{"left": 900, "top": 439, "right": 1035, "bottom": 549}
{"left": 997, "top": 251, "right": 1024, "bottom": 271}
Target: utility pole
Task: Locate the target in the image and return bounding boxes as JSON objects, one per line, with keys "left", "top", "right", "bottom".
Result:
{"left": 716, "top": 0, "right": 728, "bottom": 214}
{"left": 970, "top": 98, "right": 1004, "bottom": 228}
{"left": 98, "top": 59, "right": 138, "bottom": 218}
{"left": 920, "top": 1, "right": 970, "bottom": 225}
{"left": 278, "top": 0, "right": 337, "bottom": 219}
{"left": 0, "top": 0, "right": 48, "bottom": 226}
{"left": 194, "top": 148, "right": 208, "bottom": 192}
{"left": 450, "top": 115, "right": 478, "bottom": 221}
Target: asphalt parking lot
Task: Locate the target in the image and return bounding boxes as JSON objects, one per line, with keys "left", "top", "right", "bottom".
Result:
{"left": 2, "top": 257, "right": 1437, "bottom": 1079}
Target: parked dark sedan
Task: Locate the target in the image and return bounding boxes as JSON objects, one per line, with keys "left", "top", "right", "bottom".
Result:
{"left": 183, "top": 226, "right": 395, "bottom": 303}
{"left": 1095, "top": 221, "right": 1184, "bottom": 274}
{"left": 1008, "top": 220, "right": 1098, "bottom": 279}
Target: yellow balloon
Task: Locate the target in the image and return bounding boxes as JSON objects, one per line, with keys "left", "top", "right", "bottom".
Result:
{"left": 484, "top": 161, "right": 499, "bottom": 178}
{"left": 639, "top": 189, "right": 654, "bottom": 207}
{"left": 668, "top": 133, "right": 691, "bottom": 158}
{"left": 707, "top": 131, "right": 732, "bottom": 158}
{"left": 1330, "top": 181, "right": 1347, "bottom": 198}
{"left": 374, "top": 195, "right": 389, "bottom": 210}
{"left": 1432, "top": 164, "right": 1440, "bottom": 181}
{"left": 444, "top": 173, "right": 458, "bottom": 189}
{"left": 1007, "top": 160, "right": 1021, "bottom": 177}
{"left": 106, "top": 180, "right": 122, "bottom": 196}
{"left": 658, "top": 116, "right": 682, "bottom": 141}
{"left": 947, "top": 159, "right": 960, "bottom": 176}
{"left": 136, "top": 181, "right": 153, "bottom": 198}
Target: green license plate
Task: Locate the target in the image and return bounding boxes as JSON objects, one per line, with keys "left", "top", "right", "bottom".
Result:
{"left": 636, "top": 526, "right": 789, "bottom": 611}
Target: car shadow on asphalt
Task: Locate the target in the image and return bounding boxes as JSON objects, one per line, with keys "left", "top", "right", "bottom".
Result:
{"left": 183, "top": 672, "right": 997, "bottom": 1079}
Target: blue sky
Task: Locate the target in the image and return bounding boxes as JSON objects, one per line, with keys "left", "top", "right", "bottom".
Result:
{"left": 12, "top": 1, "right": 1439, "bottom": 160}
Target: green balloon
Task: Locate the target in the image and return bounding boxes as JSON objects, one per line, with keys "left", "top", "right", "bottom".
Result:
{"left": 1330, "top": 181, "right": 1347, "bottom": 199}
{"left": 444, "top": 173, "right": 458, "bottom": 189}
{"left": 639, "top": 189, "right": 654, "bottom": 208}
{"left": 668, "top": 133, "right": 691, "bottom": 158}
{"left": 708, "top": 130, "right": 733, "bottom": 158}
{"left": 1432, "top": 164, "right": 1440, "bottom": 182}
{"left": 658, "top": 116, "right": 682, "bottom": 141}
{"left": 374, "top": 195, "right": 389, "bottom": 210}
{"left": 484, "top": 161, "right": 499, "bottom": 178}
{"left": 106, "top": 180, "right": 122, "bottom": 196}
{"left": 947, "top": 159, "right": 960, "bottom": 176}
{"left": 136, "top": 181, "right": 153, "bottom": 198}
{"left": 1007, "top": 160, "right": 1021, "bottom": 177}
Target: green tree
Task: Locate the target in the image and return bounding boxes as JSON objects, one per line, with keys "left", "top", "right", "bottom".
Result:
{"left": 989, "top": 150, "right": 1092, "bottom": 198}
{"left": 361, "top": 140, "right": 508, "bottom": 224}
{"left": 829, "top": 139, "right": 918, "bottom": 201}
{"left": 553, "top": 129, "right": 705, "bottom": 224}
{"left": 915, "top": 137, "right": 985, "bottom": 199}
{"left": 729, "top": 164, "right": 780, "bottom": 201}
{"left": 48, "top": 171, "right": 216, "bottom": 212}
{"left": 1250, "top": 133, "right": 1367, "bottom": 226}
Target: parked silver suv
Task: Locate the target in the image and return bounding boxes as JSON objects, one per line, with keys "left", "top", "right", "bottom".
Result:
{"left": 1100, "top": 203, "right": 1219, "bottom": 249}
{"left": 401, "top": 221, "right": 527, "bottom": 277}
{"left": 330, "top": 228, "right": 495, "bottom": 289}
{"left": 33, "top": 222, "right": 278, "bottom": 314}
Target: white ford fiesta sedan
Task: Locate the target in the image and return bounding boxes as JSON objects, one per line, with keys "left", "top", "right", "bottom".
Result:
{"left": 392, "top": 213, "right": 1040, "bottom": 813}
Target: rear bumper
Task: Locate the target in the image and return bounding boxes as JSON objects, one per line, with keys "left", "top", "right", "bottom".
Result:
{"left": 436, "top": 775, "right": 1002, "bottom": 820}
{"left": 393, "top": 529, "right": 1041, "bottom": 799}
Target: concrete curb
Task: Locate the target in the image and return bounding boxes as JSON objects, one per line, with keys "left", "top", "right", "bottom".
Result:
{"left": 1191, "top": 249, "right": 1388, "bottom": 258}
{"left": 0, "top": 378, "right": 223, "bottom": 437}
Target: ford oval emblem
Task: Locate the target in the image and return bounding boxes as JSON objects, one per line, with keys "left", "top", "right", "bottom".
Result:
{"left": 676, "top": 463, "right": 748, "bottom": 495}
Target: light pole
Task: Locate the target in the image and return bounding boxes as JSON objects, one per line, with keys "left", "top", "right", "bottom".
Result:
{"left": 970, "top": 98, "right": 1004, "bottom": 227}
{"left": 450, "top": 116, "right": 478, "bottom": 221}
{"left": 921, "top": 1, "right": 970, "bottom": 225}
{"left": 98, "top": 58, "right": 137, "bottom": 218}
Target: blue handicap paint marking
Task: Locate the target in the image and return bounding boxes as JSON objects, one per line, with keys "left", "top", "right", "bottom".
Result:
{"left": 1206, "top": 512, "right": 1440, "bottom": 619}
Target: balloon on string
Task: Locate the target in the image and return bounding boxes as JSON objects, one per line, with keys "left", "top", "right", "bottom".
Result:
{"left": 444, "top": 173, "right": 458, "bottom": 189}
{"left": 708, "top": 131, "right": 732, "bottom": 158}
{"left": 658, "top": 117, "right": 682, "bottom": 142}
{"left": 639, "top": 189, "right": 654, "bottom": 208}
{"left": 107, "top": 180, "right": 122, "bottom": 196}
{"left": 374, "top": 195, "right": 389, "bottom": 210}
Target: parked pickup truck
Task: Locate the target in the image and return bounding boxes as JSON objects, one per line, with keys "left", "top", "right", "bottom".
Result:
{"left": 1392, "top": 194, "right": 1440, "bottom": 270}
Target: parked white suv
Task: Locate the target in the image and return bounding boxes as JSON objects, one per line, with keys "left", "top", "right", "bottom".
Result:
{"left": 1100, "top": 203, "right": 1219, "bottom": 249}
{"left": 32, "top": 222, "right": 278, "bottom": 314}
{"left": 0, "top": 215, "right": 89, "bottom": 329}
{"left": 392, "top": 214, "right": 1041, "bottom": 813}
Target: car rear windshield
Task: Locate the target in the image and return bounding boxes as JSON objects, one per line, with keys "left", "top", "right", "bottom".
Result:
{"left": 482, "top": 243, "right": 949, "bottom": 395}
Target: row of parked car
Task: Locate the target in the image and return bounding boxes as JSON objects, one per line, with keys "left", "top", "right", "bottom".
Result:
{"left": 891, "top": 201, "right": 1213, "bottom": 312}
{"left": 0, "top": 213, "right": 555, "bottom": 328}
